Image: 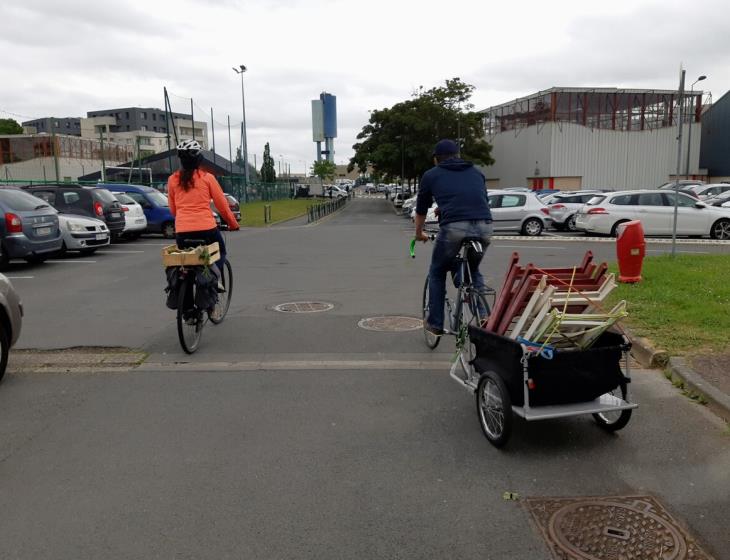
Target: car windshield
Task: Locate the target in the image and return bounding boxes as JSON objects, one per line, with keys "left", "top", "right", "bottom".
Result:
{"left": 90, "top": 188, "right": 118, "bottom": 203}
{"left": 0, "top": 189, "right": 53, "bottom": 211}
{"left": 114, "top": 193, "right": 136, "bottom": 204}
{"left": 146, "top": 191, "right": 169, "bottom": 207}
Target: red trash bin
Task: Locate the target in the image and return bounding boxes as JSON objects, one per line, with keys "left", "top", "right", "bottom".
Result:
{"left": 616, "top": 220, "right": 645, "bottom": 283}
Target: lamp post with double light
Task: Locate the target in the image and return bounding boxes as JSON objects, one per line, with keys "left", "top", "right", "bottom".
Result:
{"left": 685, "top": 75, "right": 706, "bottom": 179}
{"left": 232, "top": 65, "right": 249, "bottom": 199}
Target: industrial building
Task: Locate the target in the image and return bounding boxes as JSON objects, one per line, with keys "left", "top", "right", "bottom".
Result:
{"left": 480, "top": 87, "right": 705, "bottom": 190}
{"left": 700, "top": 90, "right": 730, "bottom": 181}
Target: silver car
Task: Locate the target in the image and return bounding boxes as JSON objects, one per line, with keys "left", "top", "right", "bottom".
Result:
{"left": 0, "top": 273, "right": 23, "bottom": 382}
{"left": 57, "top": 214, "right": 110, "bottom": 256}
{"left": 487, "top": 190, "right": 551, "bottom": 236}
{"left": 547, "top": 190, "right": 605, "bottom": 231}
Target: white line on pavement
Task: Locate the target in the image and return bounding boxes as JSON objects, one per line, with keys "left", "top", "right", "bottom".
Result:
{"left": 6, "top": 276, "right": 34, "bottom": 279}
{"left": 95, "top": 250, "right": 145, "bottom": 254}
{"left": 46, "top": 260, "right": 97, "bottom": 264}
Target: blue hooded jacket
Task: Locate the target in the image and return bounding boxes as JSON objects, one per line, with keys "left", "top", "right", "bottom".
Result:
{"left": 415, "top": 158, "right": 492, "bottom": 225}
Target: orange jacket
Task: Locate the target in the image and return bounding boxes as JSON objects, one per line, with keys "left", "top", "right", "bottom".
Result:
{"left": 167, "top": 170, "right": 239, "bottom": 233}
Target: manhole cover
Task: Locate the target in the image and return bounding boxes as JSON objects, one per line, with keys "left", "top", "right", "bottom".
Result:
{"left": 525, "top": 495, "right": 714, "bottom": 560}
{"left": 358, "top": 316, "right": 422, "bottom": 332}
{"left": 273, "top": 301, "right": 334, "bottom": 313}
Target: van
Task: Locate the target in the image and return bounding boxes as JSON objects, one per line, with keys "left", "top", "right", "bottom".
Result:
{"left": 100, "top": 184, "right": 176, "bottom": 238}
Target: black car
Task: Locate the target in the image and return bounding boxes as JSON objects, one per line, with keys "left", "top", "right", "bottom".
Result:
{"left": 0, "top": 188, "right": 63, "bottom": 267}
{"left": 23, "top": 184, "right": 126, "bottom": 237}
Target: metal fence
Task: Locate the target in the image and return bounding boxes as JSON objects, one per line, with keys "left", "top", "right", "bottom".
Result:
{"left": 219, "top": 176, "right": 294, "bottom": 203}
{"left": 307, "top": 197, "right": 348, "bottom": 223}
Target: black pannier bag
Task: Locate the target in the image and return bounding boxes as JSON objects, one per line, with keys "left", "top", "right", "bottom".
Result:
{"left": 194, "top": 266, "right": 220, "bottom": 312}
{"left": 165, "top": 267, "right": 181, "bottom": 310}
{"left": 470, "top": 328, "right": 630, "bottom": 407}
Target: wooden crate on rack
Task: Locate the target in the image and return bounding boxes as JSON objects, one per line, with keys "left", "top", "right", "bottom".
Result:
{"left": 161, "top": 242, "right": 220, "bottom": 267}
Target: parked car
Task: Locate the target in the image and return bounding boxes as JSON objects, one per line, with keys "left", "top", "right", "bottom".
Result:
{"left": 705, "top": 191, "right": 730, "bottom": 207}
{"left": 0, "top": 188, "right": 63, "bottom": 267}
{"left": 100, "top": 184, "right": 175, "bottom": 238}
{"left": 574, "top": 189, "right": 730, "bottom": 238}
{"left": 402, "top": 195, "right": 417, "bottom": 216}
{"left": 547, "top": 190, "right": 606, "bottom": 231}
{"left": 657, "top": 180, "right": 703, "bottom": 199}
{"left": 0, "top": 273, "right": 23, "bottom": 382}
{"left": 224, "top": 194, "right": 242, "bottom": 222}
{"left": 325, "top": 186, "right": 347, "bottom": 199}
{"left": 112, "top": 193, "right": 147, "bottom": 239}
{"left": 392, "top": 192, "right": 406, "bottom": 209}
{"left": 686, "top": 183, "right": 730, "bottom": 200}
{"left": 57, "top": 214, "right": 109, "bottom": 255}
{"left": 23, "top": 184, "right": 125, "bottom": 238}
{"left": 487, "top": 190, "right": 551, "bottom": 236}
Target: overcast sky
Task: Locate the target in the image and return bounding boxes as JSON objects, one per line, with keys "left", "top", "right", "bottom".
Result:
{"left": 2, "top": 0, "right": 728, "bottom": 173}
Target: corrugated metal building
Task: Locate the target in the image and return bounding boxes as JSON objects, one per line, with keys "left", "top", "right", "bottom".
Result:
{"left": 699, "top": 90, "right": 730, "bottom": 179}
{"left": 480, "top": 88, "right": 704, "bottom": 190}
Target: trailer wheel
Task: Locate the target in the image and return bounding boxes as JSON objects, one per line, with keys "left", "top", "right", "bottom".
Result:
{"left": 476, "top": 371, "right": 512, "bottom": 447}
{"left": 593, "top": 383, "right": 632, "bottom": 432}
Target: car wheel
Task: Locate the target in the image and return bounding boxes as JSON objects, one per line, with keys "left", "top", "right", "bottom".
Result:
{"left": 567, "top": 214, "right": 578, "bottom": 231}
{"left": 610, "top": 220, "right": 630, "bottom": 237}
{"left": 56, "top": 242, "right": 68, "bottom": 257}
{"left": 710, "top": 218, "right": 730, "bottom": 240}
{"left": 162, "top": 221, "right": 176, "bottom": 239}
{"left": 521, "top": 218, "right": 543, "bottom": 236}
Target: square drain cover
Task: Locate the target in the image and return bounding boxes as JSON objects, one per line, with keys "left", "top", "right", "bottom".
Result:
{"left": 524, "top": 495, "right": 715, "bottom": 559}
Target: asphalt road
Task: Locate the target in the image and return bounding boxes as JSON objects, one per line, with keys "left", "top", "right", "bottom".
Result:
{"left": 1, "top": 197, "right": 728, "bottom": 559}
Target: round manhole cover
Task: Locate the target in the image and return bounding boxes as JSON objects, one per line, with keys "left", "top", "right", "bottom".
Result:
{"left": 548, "top": 499, "right": 688, "bottom": 560}
{"left": 273, "top": 301, "right": 334, "bottom": 313}
{"left": 358, "top": 316, "right": 422, "bottom": 332}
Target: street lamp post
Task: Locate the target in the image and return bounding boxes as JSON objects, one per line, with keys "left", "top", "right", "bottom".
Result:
{"left": 232, "top": 65, "right": 249, "bottom": 198}
{"left": 685, "top": 75, "right": 706, "bottom": 179}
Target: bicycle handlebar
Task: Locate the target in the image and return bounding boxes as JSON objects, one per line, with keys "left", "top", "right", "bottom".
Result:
{"left": 409, "top": 234, "right": 436, "bottom": 258}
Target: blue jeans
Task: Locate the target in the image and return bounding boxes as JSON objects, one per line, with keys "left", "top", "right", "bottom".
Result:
{"left": 427, "top": 220, "right": 493, "bottom": 330}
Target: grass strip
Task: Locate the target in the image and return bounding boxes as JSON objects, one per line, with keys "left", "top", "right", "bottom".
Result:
{"left": 239, "top": 199, "right": 314, "bottom": 227}
{"left": 608, "top": 254, "right": 730, "bottom": 355}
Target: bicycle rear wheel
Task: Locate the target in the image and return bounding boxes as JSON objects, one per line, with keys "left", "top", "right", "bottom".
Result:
{"left": 209, "top": 260, "right": 233, "bottom": 324}
{"left": 177, "top": 274, "right": 204, "bottom": 354}
{"left": 422, "top": 276, "right": 440, "bottom": 349}
{"left": 458, "top": 290, "right": 489, "bottom": 380}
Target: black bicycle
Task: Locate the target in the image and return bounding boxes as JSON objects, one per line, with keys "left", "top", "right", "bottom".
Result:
{"left": 414, "top": 236, "right": 496, "bottom": 382}
{"left": 172, "top": 238, "right": 233, "bottom": 354}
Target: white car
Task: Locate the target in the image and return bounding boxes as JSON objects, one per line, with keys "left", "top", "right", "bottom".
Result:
{"left": 575, "top": 189, "right": 730, "bottom": 239}
{"left": 487, "top": 190, "right": 551, "bottom": 236}
{"left": 547, "top": 190, "right": 605, "bottom": 231}
{"left": 113, "top": 193, "right": 147, "bottom": 239}
{"left": 325, "top": 186, "right": 347, "bottom": 199}
{"left": 57, "top": 213, "right": 110, "bottom": 255}
{"left": 686, "top": 183, "right": 730, "bottom": 200}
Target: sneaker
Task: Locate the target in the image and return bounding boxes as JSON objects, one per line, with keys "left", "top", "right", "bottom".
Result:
{"left": 423, "top": 320, "right": 444, "bottom": 336}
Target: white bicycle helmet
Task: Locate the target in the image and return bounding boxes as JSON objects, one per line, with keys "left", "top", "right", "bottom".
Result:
{"left": 176, "top": 139, "right": 202, "bottom": 156}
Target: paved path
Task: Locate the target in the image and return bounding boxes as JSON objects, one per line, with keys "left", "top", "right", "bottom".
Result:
{"left": 1, "top": 198, "right": 728, "bottom": 559}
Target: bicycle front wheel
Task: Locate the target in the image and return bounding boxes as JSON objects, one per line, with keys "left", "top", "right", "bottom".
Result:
{"left": 177, "top": 274, "right": 204, "bottom": 354}
{"left": 422, "top": 276, "right": 441, "bottom": 349}
{"left": 458, "top": 290, "right": 489, "bottom": 380}
{"left": 209, "top": 260, "right": 233, "bottom": 324}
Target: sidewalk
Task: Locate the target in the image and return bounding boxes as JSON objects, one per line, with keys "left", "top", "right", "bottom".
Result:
{"left": 629, "top": 332, "right": 730, "bottom": 421}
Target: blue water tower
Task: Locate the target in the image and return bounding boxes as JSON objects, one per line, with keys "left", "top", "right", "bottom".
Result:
{"left": 311, "top": 92, "right": 337, "bottom": 163}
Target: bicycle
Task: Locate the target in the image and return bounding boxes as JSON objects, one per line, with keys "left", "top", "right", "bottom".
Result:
{"left": 170, "top": 237, "right": 233, "bottom": 354}
{"left": 411, "top": 235, "right": 496, "bottom": 382}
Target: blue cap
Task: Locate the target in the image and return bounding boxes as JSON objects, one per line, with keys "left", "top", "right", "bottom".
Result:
{"left": 433, "top": 139, "right": 459, "bottom": 156}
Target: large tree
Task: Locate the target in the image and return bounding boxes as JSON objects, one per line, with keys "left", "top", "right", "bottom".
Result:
{"left": 348, "top": 78, "right": 493, "bottom": 183}
{"left": 311, "top": 159, "right": 336, "bottom": 183}
{"left": 260, "top": 142, "right": 276, "bottom": 183}
{"left": 0, "top": 118, "right": 23, "bottom": 134}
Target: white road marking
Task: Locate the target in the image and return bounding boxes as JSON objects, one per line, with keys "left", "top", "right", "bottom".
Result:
{"left": 46, "top": 260, "right": 97, "bottom": 264}
{"left": 95, "top": 250, "right": 145, "bottom": 254}
{"left": 6, "top": 276, "right": 34, "bottom": 279}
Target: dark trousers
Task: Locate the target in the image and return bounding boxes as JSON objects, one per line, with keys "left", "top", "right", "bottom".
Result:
{"left": 175, "top": 228, "right": 226, "bottom": 313}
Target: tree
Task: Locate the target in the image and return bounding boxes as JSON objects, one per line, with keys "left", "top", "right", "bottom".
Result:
{"left": 260, "top": 142, "right": 276, "bottom": 183}
{"left": 0, "top": 118, "right": 23, "bottom": 135}
{"left": 311, "top": 159, "right": 337, "bottom": 183}
{"left": 348, "top": 78, "right": 493, "bottom": 183}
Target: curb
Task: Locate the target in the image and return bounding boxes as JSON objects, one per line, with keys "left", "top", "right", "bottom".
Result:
{"left": 667, "top": 357, "right": 730, "bottom": 421}
{"left": 624, "top": 329, "right": 669, "bottom": 369}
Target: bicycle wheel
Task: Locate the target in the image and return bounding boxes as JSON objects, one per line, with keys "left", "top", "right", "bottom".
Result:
{"left": 422, "top": 276, "right": 440, "bottom": 349}
{"left": 476, "top": 371, "right": 513, "bottom": 448}
{"left": 458, "top": 290, "right": 489, "bottom": 380}
{"left": 177, "top": 274, "right": 204, "bottom": 354}
{"left": 593, "top": 382, "right": 632, "bottom": 432}
{"left": 209, "top": 260, "right": 233, "bottom": 324}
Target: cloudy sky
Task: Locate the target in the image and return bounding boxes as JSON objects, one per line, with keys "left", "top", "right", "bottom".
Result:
{"left": 2, "top": 0, "right": 728, "bottom": 172}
